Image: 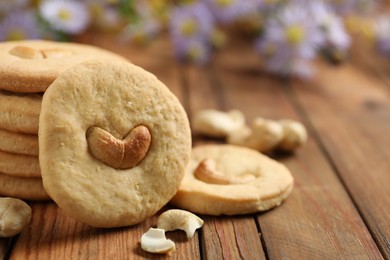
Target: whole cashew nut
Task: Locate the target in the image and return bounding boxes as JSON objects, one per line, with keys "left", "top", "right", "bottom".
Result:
{"left": 193, "top": 109, "right": 245, "bottom": 138}
{"left": 0, "top": 197, "right": 31, "bottom": 237}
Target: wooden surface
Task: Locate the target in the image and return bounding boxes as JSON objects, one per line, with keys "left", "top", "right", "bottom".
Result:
{"left": 1, "top": 33, "right": 389, "bottom": 259}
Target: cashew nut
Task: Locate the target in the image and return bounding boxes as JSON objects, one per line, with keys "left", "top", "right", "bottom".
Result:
{"left": 140, "top": 228, "right": 175, "bottom": 254}
{"left": 228, "top": 117, "right": 284, "bottom": 153}
{"left": 194, "top": 159, "right": 255, "bottom": 185}
{"left": 157, "top": 209, "right": 204, "bottom": 238}
{"left": 9, "top": 46, "right": 72, "bottom": 59}
{"left": 277, "top": 119, "right": 308, "bottom": 152}
{"left": 86, "top": 125, "right": 151, "bottom": 169}
{"left": 0, "top": 197, "right": 31, "bottom": 237}
{"left": 193, "top": 109, "right": 245, "bottom": 138}
{"left": 10, "top": 46, "right": 44, "bottom": 59}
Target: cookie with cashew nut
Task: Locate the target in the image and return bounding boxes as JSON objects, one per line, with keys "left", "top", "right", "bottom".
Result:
{"left": 0, "top": 40, "right": 128, "bottom": 93}
{"left": 39, "top": 60, "right": 191, "bottom": 227}
{"left": 170, "top": 144, "right": 293, "bottom": 215}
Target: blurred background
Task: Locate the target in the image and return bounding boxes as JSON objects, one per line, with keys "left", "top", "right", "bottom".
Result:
{"left": 1, "top": 0, "right": 389, "bottom": 79}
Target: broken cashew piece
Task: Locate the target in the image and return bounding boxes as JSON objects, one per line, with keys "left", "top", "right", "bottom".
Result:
{"left": 277, "top": 119, "right": 307, "bottom": 152}
{"left": 0, "top": 197, "right": 31, "bottom": 237}
{"left": 157, "top": 209, "right": 204, "bottom": 238}
{"left": 86, "top": 125, "right": 151, "bottom": 169}
{"left": 141, "top": 228, "right": 175, "bottom": 254}
{"left": 194, "top": 159, "right": 255, "bottom": 185}
{"left": 193, "top": 109, "right": 245, "bottom": 138}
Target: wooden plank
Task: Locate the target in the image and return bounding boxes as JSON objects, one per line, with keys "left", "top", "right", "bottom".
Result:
{"left": 201, "top": 216, "right": 265, "bottom": 260}
{"left": 184, "top": 65, "right": 266, "bottom": 259}
{"left": 292, "top": 62, "right": 390, "bottom": 258}
{"left": 11, "top": 203, "right": 200, "bottom": 259}
{"left": 211, "top": 39, "right": 383, "bottom": 259}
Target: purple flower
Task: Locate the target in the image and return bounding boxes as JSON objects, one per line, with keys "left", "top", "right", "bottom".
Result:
{"left": 0, "top": 0, "right": 29, "bottom": 13}
{"left": 255, "top": 3, "right": 325, "bottom": 78}
{"left": 327, "top": 0, "right": 379, "bottom": 16}
{"left": 310, "top": 2, "right": 351, "bottom": 51}
{"left": 121, "top": 1, "right": 161, "bottom": 44}
{"left": 170, "top": 2, "right": 214, "bottom": 39}
{"left": 374, "top": 16, "right": 390, "bottom": 55}
{"left": 202, "top": 0, "right": 261, "bottom": 24}
{"left": 0, "top": 10, "right": 40, "bottom": 41}
{"left": 173, "top": 37, "right": 210, "bottom": 64}
{"left": 170, "top": 2, "right": 215, "bottom": 64}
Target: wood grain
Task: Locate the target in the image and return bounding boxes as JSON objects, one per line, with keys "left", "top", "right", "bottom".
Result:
{"left": 211, "top": 38, "right": 383, "bottom": 259}
{"left": 184, "top": 64, "right": 266, "bottom": 259}
{"left": 292, "top": 62, "right": 390, "bottom": 258}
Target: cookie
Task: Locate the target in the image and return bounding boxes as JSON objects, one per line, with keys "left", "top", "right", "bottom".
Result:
{"left": 170, "top": 144, "right": 293, "bottom": 215}
{"left": 0, "top": 128, "right": 38, "bottom": 156}
{"left": 0, "top": 150, "right": 40, "bottom": 178}
{"left": 39, "top": 60, "right": 191, "bottom": 228}
{"left": 0, "top": 40, "right": 128, "bottom": 93}
{"left": 0, "top": 90, "right": 41, "bottom": 134}
{"left": 0, "top": 173, "right": 49, "bottom": 201}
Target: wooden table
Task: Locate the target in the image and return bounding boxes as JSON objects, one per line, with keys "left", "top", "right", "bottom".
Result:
{"left": 1, "top": 33, "right": 389, "bottom": 259}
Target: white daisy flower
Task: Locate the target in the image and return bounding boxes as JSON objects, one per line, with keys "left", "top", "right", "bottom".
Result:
{"left": 40, "top": 0, "right": 90, "bottom": 34}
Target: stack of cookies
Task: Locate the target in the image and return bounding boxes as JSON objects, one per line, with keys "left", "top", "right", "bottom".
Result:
{"left": 0, "top": 40, "right": 128, "bottom": 201}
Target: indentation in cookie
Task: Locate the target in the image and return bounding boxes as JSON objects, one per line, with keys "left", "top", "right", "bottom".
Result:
{"left": 9, "top": 46, "right": 73, "bottom": 59}
{"left": 194, "top": 159, "right": 256, "bottom": 185}
{"left": 86, "top": 125, "right": 151, "bottom": 169}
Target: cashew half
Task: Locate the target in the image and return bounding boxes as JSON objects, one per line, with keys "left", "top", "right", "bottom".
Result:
{"left": 0, "top": 197, "right": 31, "bottom": 237}
{"left": 194, "top": 159, "right": 255, "bottom": 185}
{"left": 140, "top": 228, "right": 175, "bottom": 254}
{"left": 86, "top": 125, "right": 151, "bottom": 169}
{"left": 228, "top": 117, "right": 284, "bottom": 153}
{"left": 193, "top": 109, "right": 245, "bottom": 138}
{"left": 277, "top": 119, "right": 308, "bottom": 152}
{"left": 157, "top": 209, "right": 204, "bottom": 238}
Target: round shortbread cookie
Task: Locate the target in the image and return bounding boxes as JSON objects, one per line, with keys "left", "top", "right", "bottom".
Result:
{"left": 0, "top": 90, "right": 41, "bottom": 134}
{"left": 39, "top": 60, "right": 191, "bottom": 228}
{"left": 0, "top": 128, "right": 38, "bottom": 156}
{"left": 0, "top": 150, "right": 40, "bottom": 178}
{"left": 170, "top": 144, "right": 294, "bottom": 215}
{"left": 0, "top": 173, "right": 49, "bottom": 201}
{"left": 0, "top": 40, "right": 128, "bottom": 93}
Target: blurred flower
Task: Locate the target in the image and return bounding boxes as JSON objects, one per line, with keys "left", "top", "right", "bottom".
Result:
{"left": 374, "top": 16, "right": 390, "bottom": 55}
{"left": 0, "top": 0, "right": 29, "bottom": 14}
{"left": 121, "top": 1, "right": 161, "bottom": 44}
{"left": 121, "top": 19, "right": 160, "bottom": 44}
{"left": 170, "top": 2, "right": 214, "bottom": 39}
{"left": 328, "top": 0, "right": 379, "bottom": 16}
{"left": 256, "top": 3, "right": 324, "bottom": 78}
{"left": 170, "top": 2, "right": 215, "bottom": 64}
{"left": 202, "top": 0, "right": 261, "bottom": 24}
{"left": 40, "top": 0, "right": 90, "bottom": 34}
{"left": 0, "top": 10, "right": 40, "bottom": 41}
{"left": 311, "top": 2, "right": 350, "bottom": 58}
{"left": 173, "top": 37, "right": 210, "bottom": 64}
